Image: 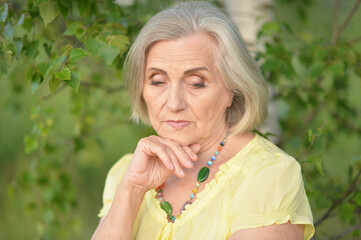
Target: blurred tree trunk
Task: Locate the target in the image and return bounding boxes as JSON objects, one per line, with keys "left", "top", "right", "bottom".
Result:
{"left": 223, "top": 0, "right": 281, "bottom": 143}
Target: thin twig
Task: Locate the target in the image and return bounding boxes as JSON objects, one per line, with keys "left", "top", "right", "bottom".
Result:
{"left": 297, "top": 120, "right": 327, "bottom": 160}
{"left": 338, "top": 0, "right": 361, "bottom": 38}
{"left": 329, "top": 223, "right": 361, "bottom": 240}
{"left": 329, "top": 110, "right": 361, "bottom": 135}
{"left": 79, "top": 118, "right": 130, "bottom": 139}
{"left": 81, "top": 81, "right": 125, "bottom": 93}
{"left": 332, "top": 0, "right": 341, "bottom": 45}
{"left": 348, "top": 35, "right": 361, "bottom": 45}
{"left": 39, "top": 84, "right": 67, "bottom": 101}
{"left": 315, "top": 169, "right": 361, "bottom": 227}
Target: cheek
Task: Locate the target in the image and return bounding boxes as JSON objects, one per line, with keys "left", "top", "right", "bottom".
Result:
{"left": 143, "top": 87, "right": 164, "bottom": 118}
{"left": 192, "top": 94, "right": 229, "bottom": 121}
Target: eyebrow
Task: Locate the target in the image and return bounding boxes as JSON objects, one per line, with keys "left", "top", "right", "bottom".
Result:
{"left": 147, "top": 67, "right": 209, "bottom": 75}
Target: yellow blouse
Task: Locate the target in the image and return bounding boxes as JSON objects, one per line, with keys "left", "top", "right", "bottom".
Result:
{"left": 98, "top": 134, "right": 315, "bottom": 239}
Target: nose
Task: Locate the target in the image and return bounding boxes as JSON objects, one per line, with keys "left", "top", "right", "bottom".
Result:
{"left": 166, "top": 83, "right": 186, "bottom": 112}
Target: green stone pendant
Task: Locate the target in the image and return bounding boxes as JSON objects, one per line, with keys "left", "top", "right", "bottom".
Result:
{"left": 161, "top": 201, "right": 173, "bottom": 216}
{"left": 197, "top": 167, "right": 210, "bottom": 182}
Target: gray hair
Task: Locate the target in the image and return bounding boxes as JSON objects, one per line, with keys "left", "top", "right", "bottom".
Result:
{"left": 123, "top": 1, "right": 268, "bottom": 134}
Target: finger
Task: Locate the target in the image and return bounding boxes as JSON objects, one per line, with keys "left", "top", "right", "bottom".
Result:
{"left": 157, "top": 138, "right": 193, "bottom": 169}
{"left": 182, "top": 145, "right": 198, "bottom": 162}
{"left": 189, "top": 143, "right": 201, "bottom": 154}
{"left": 165, "top": 148, "right": 185, "bottom": 178}
{"left": 145, "top": 139, "right": 175, "bottom": 171}
{"left": 156, "top": 148, "right": 175, "bottom": 171}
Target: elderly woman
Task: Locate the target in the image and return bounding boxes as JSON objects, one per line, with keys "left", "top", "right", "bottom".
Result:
{"left": 92, "top": 1, "right": 314, "bottom": 239}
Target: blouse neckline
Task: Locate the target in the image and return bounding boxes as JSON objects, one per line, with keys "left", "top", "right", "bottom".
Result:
{"left": 147, "top": 134, "right": 260, "bottom": 226}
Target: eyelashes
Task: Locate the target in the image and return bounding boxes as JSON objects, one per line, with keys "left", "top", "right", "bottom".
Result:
{"left": 192, "top": 83, "right": 206, "bottom": 88}
{"left": 148, "top": 74, "right": 207, "bottom": 89}
{"left": 150, "top": 81, "right": 164, "bottom": 86}
{"left": 150, "top": 81, "right": 206, "bottom": 89}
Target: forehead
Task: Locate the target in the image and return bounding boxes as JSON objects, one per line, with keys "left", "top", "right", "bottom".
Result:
{"left": 146, "top": 33, "right": 217, "bottom": 69}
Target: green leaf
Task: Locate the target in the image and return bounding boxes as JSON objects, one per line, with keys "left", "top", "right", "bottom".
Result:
{"left": 65, "top": 71, "right": 80, "bottom": 92}
{"left": 0, "top": 50, "right": 12, "bottom": 79}
{"left": 77, "top": 0, "right": 90, "bottom": 14}
{"left": 85, "top": 38, "right": 101, "bottom": 55}
{"left": 314, "top": 47, "right": 328, "bottom": 60}
{"left": 24, "top": 135, "right": 39, "bottom": 153}
{"left": 1, "top": 3, "right": 8, "bottom": 22}
{"left": 49, "top": 77, "right": 61, "bottom": 95}
{"left": 73, "top": 137, "right": 85, "bottom": 153}
{"left": 86, "top": 38, "right": 118, "bottom": 65}
{"left": 55, "top": 67, "right": 71, "bottom": 80}
{"left": 259, "top": 22, "right": 280, "bottom": 37}
{"left": 44, "top": 64, "right": 55, "bottom": 83}
{"left": 63, "top": 21, "right": 85, "bottom": 38}
{"left": 63, "top": 22, "right": 79, "bottom": 36}
{"left": 107, "top": 34, "right": 129, "bottom": 55}
{"left": 99, "top": 45, "right": 118, "bottom": 65}
{"left": 351, "top": 230, "right": 360, "bottom": 237}
{"left": 316, "top": 195, "right": 331, "bottom": 209}
{"left": 339, "top": 203, "right": 355, "bottom": 223}
{"left": 310, "top": 60, "right": 324, "bottom": 78}
{"left": 53, "top": 54, "right": 67, "bottom": 70}
{"left": 31, "top": 72, "right": 41, "bottom": 93}
{"left": 34, "top": 0, "right": 50, "bottom": 7}
{"left": 70, "top": 48, "right": 88, "bottom": 63}
{"left": 17, "top": 13, "right": 25, "bottom": 25}
{"left": 4, "top": 21, "right": 14, "bottom": 40}
{"left": 13, "top": 38, "right": 23, "bottom": 58}
{"left": 24, "top": 40, "right": 39, "bottom": 58}
{"left": 39, "top": 1, "right": 59, "bottom": 26}
{"left": 314, "top": 158, "right": 325, "bottom": 176}
{"left": 329, "top": 60, "right": 344, "bottom": 77}
{"left": 354, "top": 193, "right": 361, "bottom": 205}
{"left": 57, "top": 0, "right": 69, "bottom": 18}
{"left": 263, "top": 56, "right": 283, "bottom": 72}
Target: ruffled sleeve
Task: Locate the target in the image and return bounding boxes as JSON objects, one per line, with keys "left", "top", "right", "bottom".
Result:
{"left": 98, "top": 154, "right": 133, "bottom": 217}
{"left": 229, "top": 151, "right": 315, "bottom": 240}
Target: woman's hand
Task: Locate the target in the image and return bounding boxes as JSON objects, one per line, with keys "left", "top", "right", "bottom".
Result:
{"left": 123, "top": 135, "right": 201, "bottom": 191}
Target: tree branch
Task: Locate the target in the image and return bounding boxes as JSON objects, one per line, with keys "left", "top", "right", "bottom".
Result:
{"left": 315, "top": 169, "right": 361, "bottom": 227}
{"left": 338, "top": 0, "right": 361, "bottom": 38}
{"left": 332, "top": 0, "right": 341, "bottom": 45}
{"left": 348, "top": 35, "right": 361, "bottom": 45}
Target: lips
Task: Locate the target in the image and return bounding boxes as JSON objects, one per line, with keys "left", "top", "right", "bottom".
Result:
{"left": 166, "top": 120, "right": 190, "bottom": 129}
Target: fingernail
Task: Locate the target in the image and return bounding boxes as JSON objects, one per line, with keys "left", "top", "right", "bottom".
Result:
{"left": 186, "top": 160, "right": 193, "bottom": 168}
{"left": 180, "top": 169, "right": 185, "bottom": 176}
{"left": 169, "top": 163, "right": 174, "bottom": 170}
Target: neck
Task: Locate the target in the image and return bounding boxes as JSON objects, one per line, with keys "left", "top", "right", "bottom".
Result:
{"left": 193, "top": 125, "right": 229, "bottom": 168}
{"left": 194, "top": 130, "right": 254, "bottom": 169}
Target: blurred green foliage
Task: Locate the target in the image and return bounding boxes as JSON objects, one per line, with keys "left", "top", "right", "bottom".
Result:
{"left": 0, "top": 0, "right": 360, "bottom": 239}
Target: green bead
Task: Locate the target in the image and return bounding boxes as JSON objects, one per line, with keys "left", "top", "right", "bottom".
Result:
{"left": 195, "top": 183, "right": 200, "bottom": 187}
{"left": 160, "top": 201, "right": 173, "bottom": 216}
{"left": 197, "top": 167, "right": 210, "bottom": 182}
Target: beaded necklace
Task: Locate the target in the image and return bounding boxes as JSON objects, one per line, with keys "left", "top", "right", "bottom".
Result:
{"left": 155, "top": 134, "right": 228, "bottom": 222}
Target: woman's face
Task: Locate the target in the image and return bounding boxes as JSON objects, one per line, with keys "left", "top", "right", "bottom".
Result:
{"left": 143, "top": 33, "right": 234, "bottom": 146}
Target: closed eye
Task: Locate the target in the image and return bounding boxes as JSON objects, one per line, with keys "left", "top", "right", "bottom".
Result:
{"left": 192, "top": 83, "right": 206, "bottom": 88}
{"left": 150, "top": 81, "right": 164, "bottom": 86}
{"left": 186, "top": 75, "right": 206, "bottom": 89}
